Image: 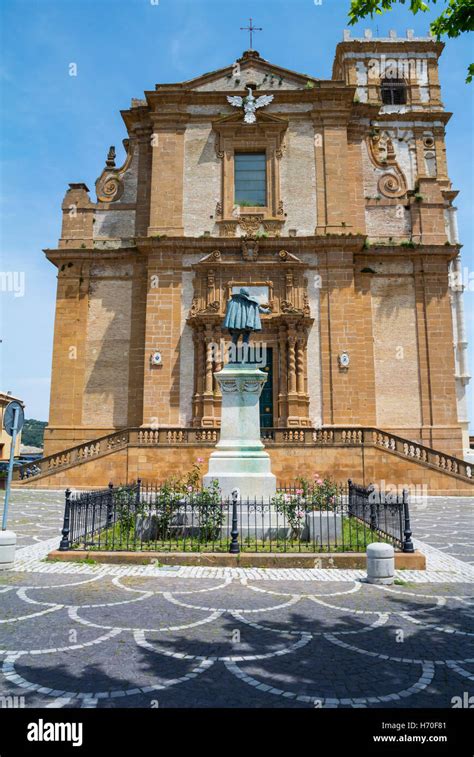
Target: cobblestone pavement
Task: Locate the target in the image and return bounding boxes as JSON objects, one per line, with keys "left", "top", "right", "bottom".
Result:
{"left": 0, "top": 491, "right": 472, "bottom": 709}
{"left": 410, "top": 497, "right": 474, "bottom": 566}
{"left": 2, "top": 490, "right": 64, "bottom": 548}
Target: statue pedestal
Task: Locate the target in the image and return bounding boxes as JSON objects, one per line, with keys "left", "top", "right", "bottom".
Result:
{"left": 203, "top": 363, "right": 276, "bottom": 500}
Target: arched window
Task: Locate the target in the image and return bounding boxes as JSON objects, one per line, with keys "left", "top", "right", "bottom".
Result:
{"left": 381, "top": 78, "right": 407, "bottom": 105}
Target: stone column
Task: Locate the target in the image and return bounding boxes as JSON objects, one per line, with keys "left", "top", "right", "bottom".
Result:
{"left": 287, "top": 331, "right": 300, "bottom": 425}
{"left": 288, "top": 334, "right": 297, "bottom": 394}
{"left": 192, "top": 328, "right": 204, "bottom": 426}
{"left": 278, "top": 325, "right": 288, "bottom": 425}
{"left": 296, "top": 336, "right": 305, "bottom": 395}
{"left": 203, "top": 330, "right": 212, "bottom": 393}
{"left": 202, "top": 326, "right": 215, "bottom": 425}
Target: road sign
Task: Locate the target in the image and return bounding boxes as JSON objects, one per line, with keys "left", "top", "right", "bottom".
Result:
{"left": 3, "top": 401, "right": 24, "bottom": 437}
{"left": 2, "top": 400, "right": 24, "bottom": 532}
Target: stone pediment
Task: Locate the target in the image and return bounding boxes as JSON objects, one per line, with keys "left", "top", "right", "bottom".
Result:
{"left": 180, "top": 50, "right": 318, "bottom": 93}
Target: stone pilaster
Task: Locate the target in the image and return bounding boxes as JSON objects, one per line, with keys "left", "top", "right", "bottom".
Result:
{"left": 148, "top": 121, "right": 185, "bottom": 236}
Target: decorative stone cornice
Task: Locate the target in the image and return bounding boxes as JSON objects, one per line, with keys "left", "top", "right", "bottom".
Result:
{"left": 95, "top": 139, "right": 134, "bottom": 204}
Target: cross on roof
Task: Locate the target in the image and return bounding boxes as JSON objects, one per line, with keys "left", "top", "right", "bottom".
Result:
{"left": 240, "top": 17, "right": 262, "bottom": 50}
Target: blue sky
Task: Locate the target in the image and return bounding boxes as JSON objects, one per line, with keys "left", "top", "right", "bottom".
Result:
{"left": 1, "top": 0, "right": 473, "bottom": 429}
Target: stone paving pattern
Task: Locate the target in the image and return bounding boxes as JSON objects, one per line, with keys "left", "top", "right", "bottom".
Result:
{"left": 0, "top": 491, "right": 472, "bottom": 708}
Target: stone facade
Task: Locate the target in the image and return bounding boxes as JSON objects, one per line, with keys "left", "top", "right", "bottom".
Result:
{"left": 43, "top": 35, "right": 470, "bottom": 476}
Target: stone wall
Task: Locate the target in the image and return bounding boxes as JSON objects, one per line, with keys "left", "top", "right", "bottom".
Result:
{"left": 280, "top": 120, "right": 317, "bottom": 235}
{"left": 183, "top": 124, "right": 220, "bottom": 237}
{"left": 82, "top": 265, "right": 133, "bottom": 428}
{"left": 371, "top": 267, "right": 422, "bottom": 428}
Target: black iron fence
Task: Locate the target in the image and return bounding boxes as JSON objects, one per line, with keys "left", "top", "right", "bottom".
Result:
{"left": 58, "top": 480, "right": 413, "bottom": 554}
{"left": 348, "top": 480, "right": 413, "bottom": 553}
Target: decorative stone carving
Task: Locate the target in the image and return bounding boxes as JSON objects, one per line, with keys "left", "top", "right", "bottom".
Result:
{"left": 96, "top": 175, "right": 124, "bottom": 203}
{"left": 281, "top": 300, "right": 302, "bottom": 314}
{"left": 206, "top": 300, "right": 220, "bottom": 312}
{"left": 243, "top": 380, "right": 264, "bottom": 393}
{"left": 215, "top": 134, "right": 224, "bottom": 159}
{"left": 378, "top": 172, "right": 407, "bottom": 198}
{"left": 219, "top": 222, "right": 238, "bottom": 237}
{"left": 367, "top": 130, "right": 407, "bottom": 198}
{"left": 226, "top": 87, "right": 274, "bottom": 125}
{"left": 189, "top": 298, "right": 199, "bottom": 318}
{"left": 239, "top": 215, "right": 263, "bottom": 236}
{"left": 422, "top": 134, "right": 437, "bottom": 176}
{"left": 219, "top": 380, "right": 239, "bottom": 393}
{"left": 106, "top": 146, "right": 116, "bottom": 168}
{"left": 218, "top": 377, "right": 264, "bottom": 394}
{"left": 188, "top": 298, "right": 220, "bottom": 318}
{"left": 303, "top": 292, "right": 310, "bottom": 317}
{"left": 262, "top": 220, "right": 283, "bottom": 237}
{"left": 241, "top": 237, "right": 259, "bottom": 261}
{"left": 95, "top": 139, "right": 134, "bottom": 204}
{"left": 188, "top": 248, "right": 314, "bottom": 428}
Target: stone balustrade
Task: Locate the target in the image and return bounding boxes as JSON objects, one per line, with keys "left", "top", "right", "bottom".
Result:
{"left": 14, "top": 425, "right": 472, "bottom": 483}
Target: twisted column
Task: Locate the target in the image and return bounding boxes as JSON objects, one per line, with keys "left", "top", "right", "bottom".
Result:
{"left": 288, "top": 334, "right": 297, "bottom": 394}
{"left": 296, "top": 336, "right": 305, "bottom": 395}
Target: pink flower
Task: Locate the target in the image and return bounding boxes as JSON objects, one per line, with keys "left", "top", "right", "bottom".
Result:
{"left": 197, "top": 457, "right": 204, "bottom": 464}
{"left": 295, "top": 488, "right": 303, "bottom": 495}
{"left": 187, "top": 485, "right": 193, "bottom": 492}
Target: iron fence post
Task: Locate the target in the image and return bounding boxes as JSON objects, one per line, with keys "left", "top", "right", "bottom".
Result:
{"left": 229, "top": 489, "right": 240, "bottom": 554}
{"left": 107, "top": 482, "right": 114, "bottom": 527}
{"left": 348, "top": 479, "right": 354, "bottom": 516}
{"left": 402, "top": 488, "right": 414, "bottom": 553}
{"left": 59, "top": 488, "right": 72, "bottom": 551}
{"left": 135, "top": 478, "right": 142, "bottom": 508}
{"left": 368, "top": 483, "right": 378, "bottom": 531}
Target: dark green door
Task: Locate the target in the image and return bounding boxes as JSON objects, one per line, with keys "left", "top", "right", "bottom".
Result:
{"left": 259, "top": 347, "right": 273, "bottom": 428}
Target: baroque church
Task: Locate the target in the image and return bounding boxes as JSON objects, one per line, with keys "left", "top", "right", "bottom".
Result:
{"left": 26, "top": 31, "right": 473, "bottom": 494}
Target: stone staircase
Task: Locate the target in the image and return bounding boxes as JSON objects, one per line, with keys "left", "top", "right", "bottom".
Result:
{"left": 13, "top": 426, "right": 473, "bottom": 495}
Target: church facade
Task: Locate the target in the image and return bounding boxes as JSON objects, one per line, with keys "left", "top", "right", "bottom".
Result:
{"left": 37, "top": 32, "right": 472, "bottom": 493}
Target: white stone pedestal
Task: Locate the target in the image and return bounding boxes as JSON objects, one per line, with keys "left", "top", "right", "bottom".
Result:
{"left": 0, "top": 530, "right": 16, "bottom": 571}
{"left": 366, "top": 542, "right": 395, "bottom": 585}
{"left": 203, "top": 363, "right": 276, "bottom": 500}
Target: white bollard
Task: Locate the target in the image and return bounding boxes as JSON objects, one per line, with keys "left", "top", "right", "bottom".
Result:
{"left": 366, "top": 542, "right": 395, "bottom": 585}
{"left": 0, "top": 530, "right": 16, "bottom": 570}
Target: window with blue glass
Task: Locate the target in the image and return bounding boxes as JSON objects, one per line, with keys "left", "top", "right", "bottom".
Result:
{"left": 234, "top": 152, "right": 266, "bottom": 207}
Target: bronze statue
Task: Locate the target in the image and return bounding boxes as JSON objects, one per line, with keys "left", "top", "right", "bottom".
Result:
{"left": 223, "top": 288, "right": 270, "bottom": 356}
